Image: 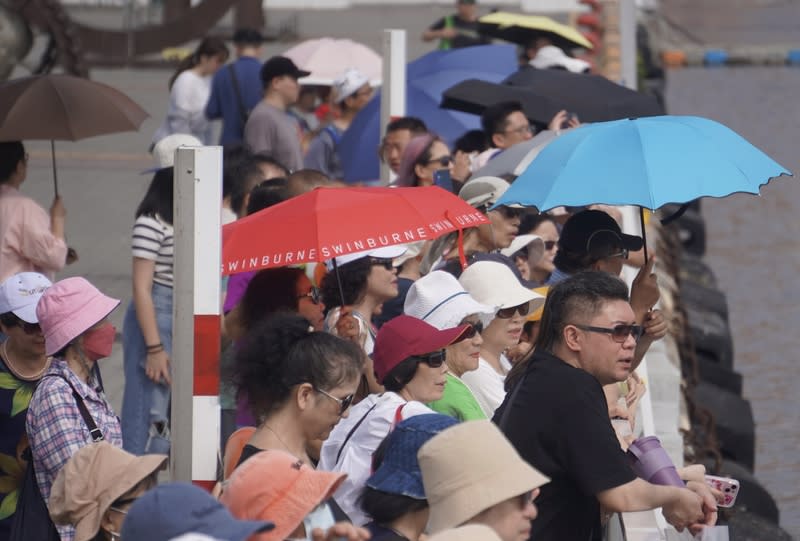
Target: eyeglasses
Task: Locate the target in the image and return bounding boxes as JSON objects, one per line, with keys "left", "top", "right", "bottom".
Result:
{"left": 369, "top": 257, "right": 395, "bottom": 271}
{"left": 452, "top": 321, "right": 483, "bottom": 343}
{"left": 314, "top": 387, "right": 355, "bottom": 415}
{"left": 297, "top": 286, "right": 322, "bottom": 305}
{"left": 496, "top": 302, "right": 530, "bottom": 319}
{"left": 606, "top": 248, "right": 630, "bottom": 260}
{"left": 543, "top": 240, "right": 557, "bottom": 251}
{"left": 504, "top": 124, "right": 532, "bottom": 136}
{"left": 574, "top": 323, "right": 644, "bottom": 343}
{"left": 414, "top": 349, "right": 446, "bottom": 368}
{"left": 585, "top": 229, "right": 629, "bottom": 260}
{"left": 426, "top": 156, "right": 453, "bottom": 168}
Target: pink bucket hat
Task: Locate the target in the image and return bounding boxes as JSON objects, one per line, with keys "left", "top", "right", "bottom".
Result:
{"left": 36, "top": 277, "right": 120, "bottom": 356}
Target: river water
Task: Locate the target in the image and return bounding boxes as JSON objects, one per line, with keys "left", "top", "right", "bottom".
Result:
{"left": 666, "top": 66, "right": 800, "bottom": 538}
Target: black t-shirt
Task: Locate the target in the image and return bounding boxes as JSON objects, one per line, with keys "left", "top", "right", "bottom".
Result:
{"left": 365, "top": 522, "right": 409, "bottom": 541}
{"left": 493, "top": 350, "right": 636, "bottom": 541}
{"left": 429, "top": 15, "right": 490, "bottom": 49}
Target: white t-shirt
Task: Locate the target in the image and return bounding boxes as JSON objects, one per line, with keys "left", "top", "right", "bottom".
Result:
{"left": 460, "top": 354, "right": 512, "bottom": 418}
{"left": 318, "top": 392, "right": 432, "bottom": 525}
{"left": 131, "top": 214, "right": 174, "bottom": 288}
{"left": 153, "top": 70, "right": 213, "bottom": 145}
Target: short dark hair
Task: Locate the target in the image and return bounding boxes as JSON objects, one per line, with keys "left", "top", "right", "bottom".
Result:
{"left": 519, "top": 212, "right": 556, "bottom": 236}
{"left": 0, "top": 141, "right": 25, "bottom": 184}
{"left": 320, "top": 257, "right": 371, "bottom": 310}
{"left": 234, "top": 312, "right": 364, "bottom": 419}
{"left": 505, "top": 271, "right": 629, "bottom": 391}
{"left": 381, "top": 356, "right": 420, "bottom": 392}
{"left": 230, "top": 158, "right": 264, "bottom": 217}
{"left": 223, "top": 144, "right": 255, "bottom": 198}
{"left": 454, "top": 129, "right": 489, "bottom": 154}
{"left": 246, "top": 178, "right": 289, "bottom": 216}
{"left": 136, "top": 167, "right": 174, "bottom": 224}
{"left": 481, "top": 101, "right": 524, "bottom": 137}
{"left": 252, "top": 153, "right": 289, "bottom": 179}
{"left": 239, "top": 267, "right": 305, "bottom": 329}
{"left": 287, "top": 168, "right": 330, "bottom": 197}
{"left": 360, "top": 487, "right": 428, "bottom": 524}
{"left": 386, "top": 116, "right": 428, "bottom": 136}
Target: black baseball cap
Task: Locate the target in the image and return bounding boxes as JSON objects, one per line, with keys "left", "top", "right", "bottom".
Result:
{"left": 233, "top": 28, "right": 265, "bottom": 45}
{"left": 260, "top": 56, "right": 311, "bottom": 86}
{"left": 559, "top": 209, "right": 643, "bottom": 258}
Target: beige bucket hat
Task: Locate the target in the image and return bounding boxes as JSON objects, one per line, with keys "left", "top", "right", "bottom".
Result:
{"left": 418, "top": 420, "right": 550, "bottom": 534}
{"left": 49, "top": 442, "right": 167, "bottom": 541}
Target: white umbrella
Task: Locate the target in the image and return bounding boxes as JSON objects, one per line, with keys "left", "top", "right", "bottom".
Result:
{"left": 283, "top": 38, "right": 382, "bottom": 86}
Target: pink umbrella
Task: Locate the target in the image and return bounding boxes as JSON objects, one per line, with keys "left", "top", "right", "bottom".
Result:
{"left": 283, "top": 38, "right": 382, "bottom": 86}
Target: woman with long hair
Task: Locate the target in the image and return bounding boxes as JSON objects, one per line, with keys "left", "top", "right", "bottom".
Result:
{"left": 152, "top": 37, "right": 229, "bottom": 146}
{"left": 121, "top": 167, "right": 175, "bottom": 456}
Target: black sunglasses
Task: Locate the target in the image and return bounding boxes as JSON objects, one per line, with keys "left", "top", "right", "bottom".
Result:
{"left": 496, "top": 206, "right": 523, "bottom": 220}
{"left": 297, "top": 286, "right": 322, "bottom": 305}
{"left": 414, "top": 350, "right": 446, "bottom": 368}
{"left": 574, "top": 323, "right": 644, "bottom": 343}
{"left": 426, "top": 156, "right": 453, "bottom": 167}
{"left": 314, "top": 387, "right": 355, "bottom": 415}
{"left": 0, "top": 314, "right": 41, "bottom": 335}
{"left": 453, "top": 321, "right": 483, "bottom": 343}
{"left": 369, "top": 257, "right": 395, "bottom": 271}
{"left": 496, "top": 302, "right": 530, "bottom": 319}
{"left": 543, "top": 240, "right": 557, "bottom": 251}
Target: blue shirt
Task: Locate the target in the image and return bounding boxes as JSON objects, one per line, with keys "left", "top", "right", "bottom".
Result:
{"left": 205, "top": 56, "right": 263, "bottom": 146}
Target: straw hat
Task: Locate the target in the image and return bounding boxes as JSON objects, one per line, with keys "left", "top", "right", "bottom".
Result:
{"left": 418, "top": 420, "right": 550, "bottom": 533}
{"left": 427, "top": 524, "right": 503, "bottom": 541}
{"left": 404, "top": 271, "right": 494, "bottom": 330}
{"left": 48, "top": 442, "right": 167, "bottom": 541}
{"left": 220, "top": 450, "right": 346, "bottom": 541}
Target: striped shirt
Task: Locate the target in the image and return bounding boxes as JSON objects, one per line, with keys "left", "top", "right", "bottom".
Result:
{"left": 26, "top": 360, "right": 123, "bottom": 541}
{"left": 132, "top": 214, "right": 174, "bottom": 288}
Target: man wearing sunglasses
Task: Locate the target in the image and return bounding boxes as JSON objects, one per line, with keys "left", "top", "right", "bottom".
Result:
{"left": 496, "top": 272, "right": 717, "bottom": 541}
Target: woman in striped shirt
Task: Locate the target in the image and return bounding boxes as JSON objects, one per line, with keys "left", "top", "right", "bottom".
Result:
{"left": 121, "top": 167, "right": 175, "bottom": 455}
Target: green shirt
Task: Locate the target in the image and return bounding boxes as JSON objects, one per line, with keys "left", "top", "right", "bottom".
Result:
{"left": 428, "top": 373, "right": 486, "bottom": 421}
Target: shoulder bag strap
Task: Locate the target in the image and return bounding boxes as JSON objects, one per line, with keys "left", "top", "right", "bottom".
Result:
{"left": 227, "top": 63, "right": 250, "bottom": 125}
{"left": 42, "top": 374, "right": 105, "bottom": 442}
{"left": 334, "top": 402, "right": 379, "bottom": 465}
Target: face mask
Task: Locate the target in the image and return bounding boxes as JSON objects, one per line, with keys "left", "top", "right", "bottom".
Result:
{"left": 82, "top": 322, "right": 116, "bottom": 361}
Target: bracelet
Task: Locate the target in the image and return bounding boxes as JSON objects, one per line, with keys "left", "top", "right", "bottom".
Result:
{"left": 146, "top": 343, "right": 163, "bottom": 351}
{"left": 146, "top": 347, "right": 164, "bottom": 355}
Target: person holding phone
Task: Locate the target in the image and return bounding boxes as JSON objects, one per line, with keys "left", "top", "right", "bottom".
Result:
{"left": 393, "top": 134, "right": 455, "bottom": 190}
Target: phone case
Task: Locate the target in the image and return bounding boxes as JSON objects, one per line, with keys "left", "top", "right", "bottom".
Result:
{"left": 704, "top": 474, "right": 740, "bottom": 508}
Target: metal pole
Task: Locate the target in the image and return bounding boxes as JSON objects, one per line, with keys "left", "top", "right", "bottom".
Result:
{"left": 620, "top": 0, "right": 638, "bottom": 90}
{"left": 380, "top": 29, "right": 407, "bottom": 185}
{"left": 172, "top": 146, "right": 223, "bottom": 488}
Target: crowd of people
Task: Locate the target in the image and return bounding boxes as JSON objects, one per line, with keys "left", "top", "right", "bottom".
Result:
{"left": 0, "top": 9, "right": 724, "bottom": 541}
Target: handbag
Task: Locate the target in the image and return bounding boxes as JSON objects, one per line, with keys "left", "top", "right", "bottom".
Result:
{"left": 9, "top": 374, "right": 105, "bottom": 541}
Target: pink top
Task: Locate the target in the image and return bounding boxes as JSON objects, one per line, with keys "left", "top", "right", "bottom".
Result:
{"left": 0, "top": 184, "right": 67, "bottom": 282}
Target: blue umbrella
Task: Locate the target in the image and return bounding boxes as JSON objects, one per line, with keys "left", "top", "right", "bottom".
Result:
{"left": 493, "top": 115, "right": 792, "bottom": 259}
{"left": 339, "top": 44, "right": 518, "bottom": 183}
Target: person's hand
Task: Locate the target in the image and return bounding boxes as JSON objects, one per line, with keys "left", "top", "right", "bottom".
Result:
{"left": 66, "top": 247, "right": 79, "bottom": 265}
{"left": 685, "top": 480, "right": 719, "bottom": 534}
{"left": 678, "top": 464, "right": 707, "bottom": 483}
{"left": 440, "top": 27, "right": 458, "bottom": 40}
{"left": 548, "top": 110, "right": 568, "bottom": 132}
{"left": 335, "top": 306, "right": 362, "bottom": 344}
{"left": 452, "top": 150, "right": 472, "bottom": 183}
{"left": 624, "top": 372, "right": 646, "bottom": 411}
{"left": 50, "top": 195, "right": 66, "bottom": 220}
{"left": 506, "top": 341, "right": 532, "bottom": 365}
{"left": 630, "top": 256, "right": 660, "bottom": 320}
{"left": 661, "top": 488, "right": 704, "bottom": 532}
{"left": 310, "top": 522, "right": 371, "bottom": 541}
{"left": 642, "top": 309, "right": 668, "bottom": 341}
{"left": 145, "top": 349, "right": 171, "bottom": 385}
{"left": 565, "top": 113, "right": 581, "bottom": 129}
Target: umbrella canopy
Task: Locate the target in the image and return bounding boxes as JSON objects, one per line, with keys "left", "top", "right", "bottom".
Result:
{"left": 283, "top": 38, "right": 382, "bottom": 86}
{"left": 0, "top": 74, "right": 148, "bottom": 141}
{"left": 441, "top": 79, "right": 562, "bottom": 125}
{"left": 338, "top": 44, "right": 518, "bottom": 183}
{"left": 478, "top": 11, "right": 593, "bottom": 51}
{"left": 494, "top": 115, "right": 793, "bottom": 212}
{"left": 222, "top": 186, "right": 489, "bottom": 275}
{"left": 469, "top": 130, "right": 557, "bottom": 180}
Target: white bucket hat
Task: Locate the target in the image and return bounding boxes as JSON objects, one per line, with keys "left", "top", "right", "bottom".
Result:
{"left": 530, "top": 45, "right": 591, "bottom": 74}
{"left": 0, "top": 272, "right": 52, "bottom": 323}
{"left": 459, "top": 261, "right": 544, "bottom": 316}
{"left": 419, "top": 420, "right": 550, "bottom": 533}
{"left": 404, "top": 271, "right": 494, "bottom": 330}
{"left": 325, "top": 245, "right": 407, "bottom": 271}
{"left": 500, "top": 234, "right": 545, "bottom": 266}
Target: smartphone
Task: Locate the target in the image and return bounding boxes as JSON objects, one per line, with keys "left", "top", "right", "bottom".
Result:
{"left": 704, "top": 474, "right": 740, "bottom": 508}
{"left": 433, "top": 168, "right": 454, "bottom": 193}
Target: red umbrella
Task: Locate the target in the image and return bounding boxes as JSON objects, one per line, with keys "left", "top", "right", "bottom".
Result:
{"left": 222, "top": 186, "right": 489, "bottom": 276}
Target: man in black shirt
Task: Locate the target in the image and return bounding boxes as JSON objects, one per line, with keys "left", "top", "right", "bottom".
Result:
{"left": 494, "top": 272, "right": 717, "bottom": 541}
{"left": 422, "top": 0, "right": 490, "bottom": 50}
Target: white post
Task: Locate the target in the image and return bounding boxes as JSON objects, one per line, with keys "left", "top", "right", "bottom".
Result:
{"left": 620, "top": 0, "right": 638, "bottom": 90}
{"left": 380, "top": 29, "right": 407, "bottom": 185}
{"left": 172, "top": 146, "right": 223, "bottom": 487}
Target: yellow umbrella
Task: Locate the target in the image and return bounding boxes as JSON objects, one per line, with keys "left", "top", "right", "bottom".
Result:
{"left": 479, "top": 11, "right": 593, "bottom": 50}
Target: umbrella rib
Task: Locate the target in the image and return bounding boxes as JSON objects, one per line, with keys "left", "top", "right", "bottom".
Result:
{"left": 49, "top": 78, "right": 78, "bottom": 140}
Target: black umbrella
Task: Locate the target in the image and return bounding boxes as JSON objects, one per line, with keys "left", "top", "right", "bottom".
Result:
{"left": 503, "top": 67, "right": 664, "bottom": 122}
{"left": 441, "top": 79, "right": 563, "bottom": 126}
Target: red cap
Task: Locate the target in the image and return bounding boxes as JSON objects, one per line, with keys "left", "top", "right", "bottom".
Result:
{"left": 372, "top": 315, "right": 469, "bottom": 384}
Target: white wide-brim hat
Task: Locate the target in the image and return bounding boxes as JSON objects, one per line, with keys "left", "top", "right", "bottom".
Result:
{"left": 404, "top": 271, "right": 494, "bottom": 330}
{"left": 499, "top": 234, "right": 545, "bottom": 266}
{"left": 459, "top": 261, "right": 545, "bottom": 316}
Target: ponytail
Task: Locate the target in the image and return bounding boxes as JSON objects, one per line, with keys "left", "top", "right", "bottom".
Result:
{"left": 168, "top": 36, "right": 230, "bottom": 90}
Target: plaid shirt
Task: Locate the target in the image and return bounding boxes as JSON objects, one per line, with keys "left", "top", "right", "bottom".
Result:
{"left": 26, "top": 359, "right": 123, "bottom": 541}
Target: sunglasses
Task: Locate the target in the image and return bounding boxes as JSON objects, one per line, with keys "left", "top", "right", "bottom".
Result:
{"left": 574, "top": 324, "right": 644, "bottom": 343}
{"left": 369, "top": 257, "right": 395, "bottom": 271}
{"left": 297, "top": 286, "right": 322, "bottom": 305}
{"left": 543, "top": 240, "right": 557, "bottom": 251}
{"left": 453, "top": 321, "right": 483, "bottom": 343}
{"left": 426, "top": 156, "right": 453, "bottom": 168}
{"left": 496, "top": 302, "right": 530, "bottom": 319}
{"left": 314, "top": 387, "right": 355, "bottom": 415}
{"left": 1, "top": 314, "right": 41, "bottom": 335}
{"left": 496, "top": 206, "right": 523, "bottom": 220}
{"left": 414, "top": 349, "right": 446, "bottom": 368}
{"left": 585, "top": 229, "right": 629, "bottom": 260}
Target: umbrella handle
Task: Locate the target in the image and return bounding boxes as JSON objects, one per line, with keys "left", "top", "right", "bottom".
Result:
{"left": 51, "top": 140, "right": 59, "bottom": 197}
{"left": 639, "top": 207, "right": 648, "bottom": 264}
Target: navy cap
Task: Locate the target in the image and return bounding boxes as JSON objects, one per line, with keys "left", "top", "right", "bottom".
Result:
{"left": 120, "top": 482, "right": 274, "bottom": 541}
{"left": 260, "top": 56, "right": 311, "bottom": 86}
{"left": 366, "top": 414, "right": 459, "bottom": 499}
{"left": 559, "top": 209, "right": 643, "bottom": 257}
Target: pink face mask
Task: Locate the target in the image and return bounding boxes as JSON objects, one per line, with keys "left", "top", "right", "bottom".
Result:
{"left": 82, "top": 322, "right": 116, "bottom": 361}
